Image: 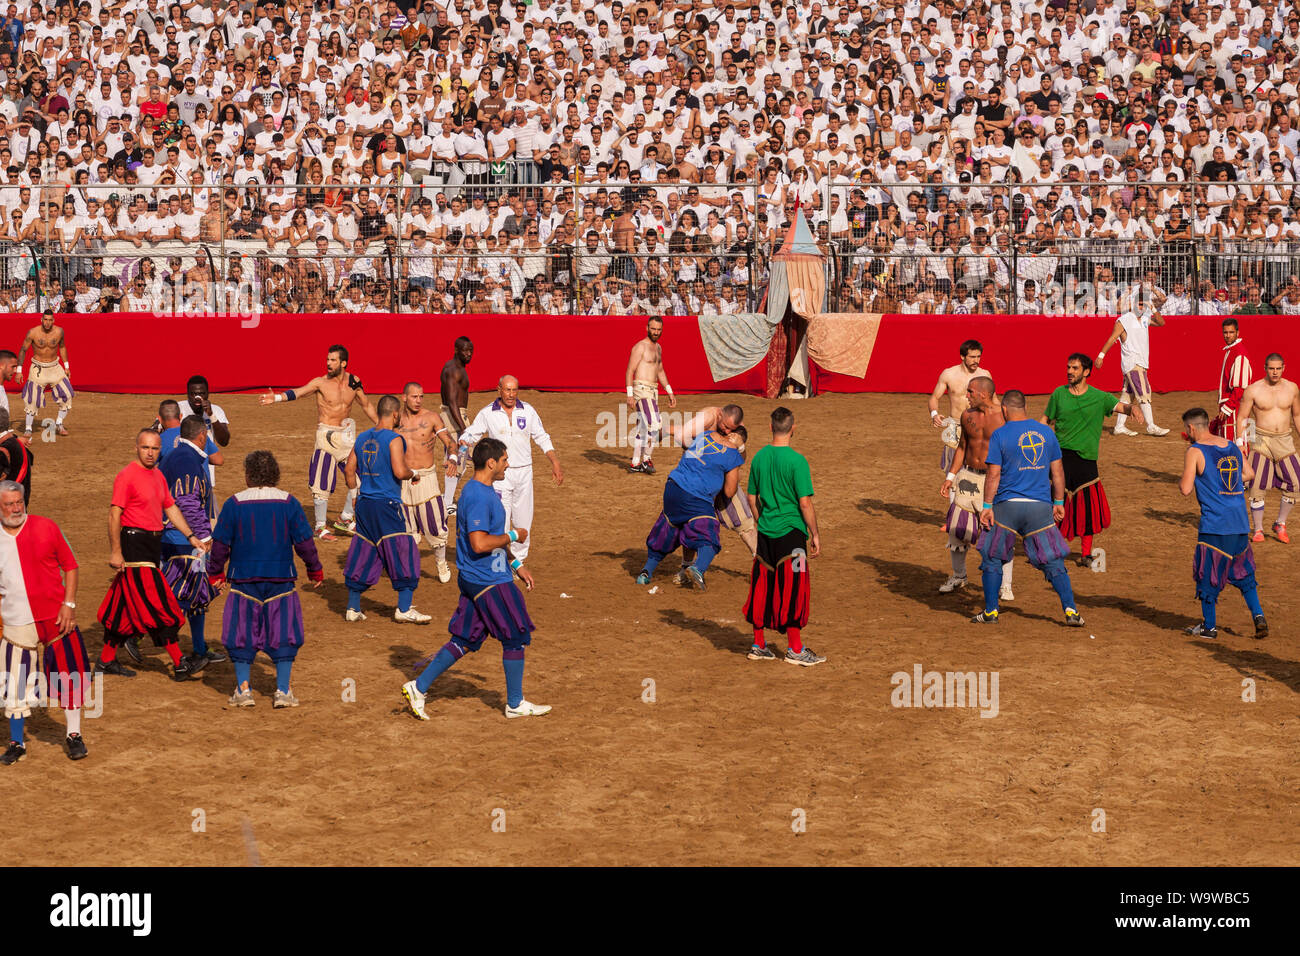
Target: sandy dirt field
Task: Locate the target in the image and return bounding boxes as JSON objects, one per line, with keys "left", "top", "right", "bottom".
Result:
{"left": 1, "top": 387, "right": 1297, "bottom": 866}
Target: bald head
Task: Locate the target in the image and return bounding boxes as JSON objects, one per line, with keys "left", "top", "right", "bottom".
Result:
{"left": 968, "top": 375, "right": 995, "bottom": 398}
{"left": 498, "top": 375, "right": 520, "bottom": 408}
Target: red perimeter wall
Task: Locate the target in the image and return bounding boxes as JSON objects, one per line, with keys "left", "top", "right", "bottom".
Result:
{"left": 1, "top": 312, "right": 1295, "bottom": 396}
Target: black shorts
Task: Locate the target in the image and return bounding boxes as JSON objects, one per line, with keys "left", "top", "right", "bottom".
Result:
{"left": 1060, "top": 448, "right": 1099, "bottom": 494}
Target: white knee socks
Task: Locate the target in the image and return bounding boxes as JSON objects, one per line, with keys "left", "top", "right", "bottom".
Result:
{"left": 314, "top": 497, "right": 328, "bottom": 527}
{"left": 342, "top": 488, "right": 357, "bottom": 520}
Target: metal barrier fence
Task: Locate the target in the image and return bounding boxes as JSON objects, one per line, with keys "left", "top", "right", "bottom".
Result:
{"left": 0, "top": 179, "right": 765, "bottom": 314}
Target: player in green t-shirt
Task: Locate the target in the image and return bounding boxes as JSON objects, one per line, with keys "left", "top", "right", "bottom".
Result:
{"left": 742, "top": 407, "right": 824, "bottom": 667}
{"left": 1042, "top": 353, "right": 1133, "bottom": 569}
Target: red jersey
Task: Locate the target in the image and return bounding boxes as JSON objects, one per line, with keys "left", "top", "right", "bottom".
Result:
{"left": 0, "top": 514, "right": 77, "bottom": 627}
{"left": 111, "top": 460, "right": 174, "bottom": 530}
{"left": 1219, "top": 339, "right": 1254, "bottom": 416}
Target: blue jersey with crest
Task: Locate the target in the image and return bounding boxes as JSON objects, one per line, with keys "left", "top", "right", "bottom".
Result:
{"left": 987, "top": 420, "right": 1062, "bottom": 503}
{"left": 456, "top": 479, "right": 513, "bottom": 589}
{"left": 1193, "top": 442, "right": 1249, "bottom": 535}
{"left": 354, "top": 427, "right": 405, "bottom": 501}
{"left": 669, "top": 431, "right": 744, "bottom": 501}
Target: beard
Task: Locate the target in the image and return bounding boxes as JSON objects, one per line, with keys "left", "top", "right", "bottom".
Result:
{"left": 1, "top": 512, "right": 25, "bottom": 528}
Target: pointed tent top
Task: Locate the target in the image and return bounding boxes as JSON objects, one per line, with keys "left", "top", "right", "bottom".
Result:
{"left": 777, "top": 200, "right": 822, "bottom": 258}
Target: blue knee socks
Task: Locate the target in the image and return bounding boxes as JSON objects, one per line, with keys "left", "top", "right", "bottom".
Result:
{"left": 1202, "top": 597, "right": 1218, "bottom": 630}
{"left": 415, "top": 643, "right": 462, "bottom": 694}
{"left": 980, "top": 561, "right": 1004, "bottom": 612}
{"left": 397, "top": 588, "right": 414, "bottom": 613}
{"left": 1047, "top": 567, "right": 1077, "bottom": 613}
{"left": 347, "top": 590, "right": 363, "bottom": 612}
{"left": 188, "top": 613, "right": 207, "bottom": 657}
{"left": 234, "top": 660, "right": 252, "bottom": 690}
{"left": 503, "top": 649, "right": 525, "bottom": 708}
{"left": 1240, "top": 585, "right": 1263, "bottom": 618}
{"left": 643, "top": 550, "right": 666, "bottom": 576}
{"left": 691, "top": 543, "right": 719, "bottom": 574}
{"left": 8, "top": 716, "right": 22, "bottom": 744}
{"left": 275, "top": 661, "right": 292, "bottom": 694}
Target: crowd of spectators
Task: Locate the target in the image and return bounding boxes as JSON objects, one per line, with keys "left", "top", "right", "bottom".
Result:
{"left": 0, "top": 0, "right": 1299, "bottom": 315}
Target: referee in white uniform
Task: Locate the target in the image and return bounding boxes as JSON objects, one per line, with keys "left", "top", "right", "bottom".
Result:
{"left": 457, "top": 376, "right": 564, "bottom": 563}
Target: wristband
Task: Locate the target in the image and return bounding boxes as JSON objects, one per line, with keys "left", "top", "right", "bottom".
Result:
{"left": 274, "top": 393, "right": 284, "bottom": 402}
{"left": 945, "top": 471, "right": 956, "bottom": 481}
{"left": 508, "top": 529, "right": 519, "bottom": 542}
{"left": 930, "top": 409, "right": 940, "bottom": 419}
{"left": 285, "top": 389, "right": 296, "bottom": 401}
{"left": 1097, "top": 352, "right": 1105, "bottom": 360}
{"left": 981, "top": 503, "right": 993, "bottom": 510}
{"left": 510, "top": 558, "right": 522, "bottom": 571}
{"left": 627, "top": 386, "right": 634, "bottom": 397}
{"left": 665, "top": 386, "right": 673, "bottom": 396}
{"left": 1053, "top": 499, "right": 1065, "bottom": 506}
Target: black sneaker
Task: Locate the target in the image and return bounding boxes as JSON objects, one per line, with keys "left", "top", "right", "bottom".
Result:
{"left": 1253, "top": 615, "right": 1269, "bottom": 639}
{"left": 122, "top": 637, "right": 143, "bottom": 664}
{"left": 628, "top": 462, "right": 644, "bottom": 473}
{"left": 971, "top": 610, "right": 999, "bottom": 623}
{"left": 202, "top": 649, "right": 229, "bottom": 664}
{"left": 0, "top": 742, "right": 25, "bottom": 765}
{"left": 65, "top": 734, "right": 88, "bottom": 761}
{"left": 1064, "top": 609, "right": 1085, "bottom": 628}
{"left": 1185, "top": 622, "right": 1218, "bottom": 639}
{"left": 641, "top": 459, "right": 656, "bottom": 475}
{"left": 94, "top": 659, "right": 136, "bottom": 678}
{"left": 185, "top": 654, "right": 210, "bottom": 676}
{"left": 171, "top": 659, "right": 194, "bottom": 682}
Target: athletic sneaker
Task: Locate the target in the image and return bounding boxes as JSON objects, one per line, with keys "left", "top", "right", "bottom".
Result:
{"left": 1064, "top": 609, "right": 1085, "bottom": 627}
{"left": 93, "top": 659, "right": 135, "bottom": 678}
{"left": 628, "top": 462, "right": 645, "bottom": 473}
{"left": 938, "top": 574, "right": 967, "bottom": 593}
{"left": 437, "top": 560, "right": 452, "bottom": 583}
{"left": 1254, "top": 614, "right": 1269, "bottom": 639}
{"left": 0, "top": 742, "right": 25, "bottom": 765}
{"left": 504, "top": 698, "right": 552, "bottom": 718}
{"left": 344, "top": 608, "right": 367, "bottom": 622}
{"left": 635, "top": 571, "right": 651, "bottom": 585}
{"left": 1146, "top": 425, "right": 1170, "bottom": 436}
{"left": 1252, "top": 530, "right": 1265, "bottom": 542}
{"left": 171, "top": 660, "right": 195, "bottom": 682}
{"left": 446, "top": 504, "right": 457, "bottom": 518}
{"left": 273, "top": 689, "right": 300, "bottom": 708}
{"left": 65, "top": 734, "right": 88, "bottom": 761}
{"left": 227, "top": 688, "right": 255, "bottom": 708}
{"left": 747, "top": 644, "right": 777, "bottom": 660}
{"left": 316, "top": 526, "right": 338, "bottom": 541}
{"left": 184, "top": 654, "right": 210, "bottom": 676}
{"left": 123, "top": 636, "right": 143, "bottom": 664}
{"left": 784, "top": 647, "right": 826, "bottom": 666}
{"left": 641, "top": 460, "right": 656, "bottom": 474}
{"left": 334, "top": 516, "right": 356, "bottom": 535}
{"left": 1114, "top": 424, "right": 1139, "bottom": 436}
{"left": 202, "top": 650, "right": 229, "bottom": 664}
{"left": 971, "top": 610, "right": 999, "bottom": 623}
{"left": 394, "top": 607, "right": 432, "bottom": 624}
{"left": 1273, "top": 523, "right": 1290, "bottom": 544}
{"left": 1185, "top": 622, "right": 1218, "bottom": 639}
{"left": 672, "top": 570, "right": 686, "bottom": 586}
{"left": 999, "top": 585, "right": 1015, "bottom": 602}
{"left": 56, "top": 424, "right": 69, "bottom": 437}
{"left": 402, "top": 680, "right": 429, "bottom": 720}
{"left": 684, "top": 566, "right": 706, "bottom": 591}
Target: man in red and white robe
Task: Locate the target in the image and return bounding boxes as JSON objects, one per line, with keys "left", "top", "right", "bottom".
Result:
{"left": 1214, "top": 318, "right": 1255, "bottom": 445}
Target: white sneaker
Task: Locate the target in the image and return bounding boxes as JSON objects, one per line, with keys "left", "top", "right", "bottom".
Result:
{"left": 436, "top": 560, "right": 451, "bottom": 583}
{"left": 394, "top": 606, "right": 432, "bottom": 624}
{"left": 1146, "top": 425, "right": 1170, "bottom": 436}
{"left": 402, "top": 680, "right": 429, "bottom": 720}
{"left": 1114, "top": 425, "right": 1139, "bottom": 436}
{"left": 1000, "top": 585, "right": 1015, "bottom": 602}
{"left": 504, "top": 698, "right": 552, "bottom": 719}
{"left": 272, "top": 689, "right": 300, "bottom": 708}
{"left": 345, "top": 608, "right": 367, "bottom": 622}
{"left": 939, "top": 574, "right": 967, "bottom": 593}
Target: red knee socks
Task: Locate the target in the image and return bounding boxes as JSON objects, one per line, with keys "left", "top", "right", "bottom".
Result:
{"left": 787, "top": 627, "right": 803, "bottom": 654}
{"left": 1081, "top": 534, "right": 1093, "bottom": 557}
{"left": 753, "top": 627, "right": 765, "bottom": 649}
{"left": 165, "top": 643, "right": 183, "bottom": 667}
{"left": 99, "top": 644, "right": 116, "bottom": 663}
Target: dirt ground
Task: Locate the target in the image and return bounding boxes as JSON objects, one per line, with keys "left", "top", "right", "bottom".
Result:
{"left": 2, "top": 387, "right": 1298, "bottom": 866}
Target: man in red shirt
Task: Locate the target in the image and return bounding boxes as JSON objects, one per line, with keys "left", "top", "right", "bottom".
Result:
{"left": 95, "top": 430, "right": 209, "bottom": 681}
{"left": 1213, "top": 317, "right": 1254, "bottom": 444}
{"left": 0, "top": 480, "right": 88, "bottom": 763}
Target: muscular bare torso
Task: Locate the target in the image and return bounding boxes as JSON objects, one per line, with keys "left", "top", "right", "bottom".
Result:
{"left": 1243, "top": 378, "right": 1300, "bottom": 434}
{"left": 960, "top": 400, "right": 1006, "bottom": 470}
{"left": 937, "top": 363, "right": 989, "bottom": 419}
{"left": 441, "top": 359, "right": 469, "bottom": 422}
{"left": 24, "top": 325, "right": 64, "bottom": 363}
{"left": 630, "top": 338, "right": 664, "bottom": 383}
{"left": 312, "top": 373, "right": 362, "bottom": 427}
{"left": 398, "top": 408, "right": 446, "bottom": 470}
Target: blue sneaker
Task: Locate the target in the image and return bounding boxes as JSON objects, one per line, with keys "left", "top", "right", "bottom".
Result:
{"left": 683, "top": 566, "right": 706, "bottom": 591}
{"left": 635, "top": 571, "right": 651, "bottom": 585}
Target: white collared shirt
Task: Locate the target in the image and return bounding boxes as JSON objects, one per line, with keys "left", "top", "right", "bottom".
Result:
{"left": 459, "top": 399, "right": 554, "bottom": 470}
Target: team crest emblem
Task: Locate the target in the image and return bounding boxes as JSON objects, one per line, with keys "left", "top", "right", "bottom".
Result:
{"left": 1018, "top": 430, "right": 1046, "bottom": 467}
{"left": 517, "top": 416, "right": 527, "bottom": 430}
{"left": 1218, "top": 455, "right": 1240, "bottom": 492}
{"left": 361, "top": 437, "right": 380, "bottom": 471}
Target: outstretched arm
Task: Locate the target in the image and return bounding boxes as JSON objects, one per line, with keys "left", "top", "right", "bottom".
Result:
{"left": 261, "top": 376, "right": 322, "bottom": 405}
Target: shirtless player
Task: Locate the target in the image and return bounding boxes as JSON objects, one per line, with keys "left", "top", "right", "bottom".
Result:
{"left": 440, "top": 336, "right": 473, "bottom": 515}
{"left": 929, "top": 339, "right": 990, "bottom": 531}
{"left": 17, "top": 309, "right": 73, "bottom": 441}
{"left": 938, "top": 376, "right": 1014, "bottom": 598}
{"left": 626, "top": 316, "right": 676, "bottom": 474}
{"left": 1237, "top": 353, "right": 1300, "bottom": 543}
{"left": 260, "top": 344, "right": 378, "bottom": 540}
{"left": 398, "top": 382, "right": 458, "bottom": 583}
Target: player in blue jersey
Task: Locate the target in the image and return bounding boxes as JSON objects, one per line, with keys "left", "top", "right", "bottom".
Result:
{"left": 402, "top": 437, "right": 551, "bottom": 721}
{"left": 208, "top": 450, "right": 324, "bottom": 708}
{"left": 1178, "top": 407, "right": 1268, "bottom": 640}
{"left": 637, "top": 425, "right": 747, "bottom": 590}
{"left": 974, "top": 390, "right": 1084, "bottom": 627}
{"left": 342, "top": 394, "right": 425, "bottom": 623}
